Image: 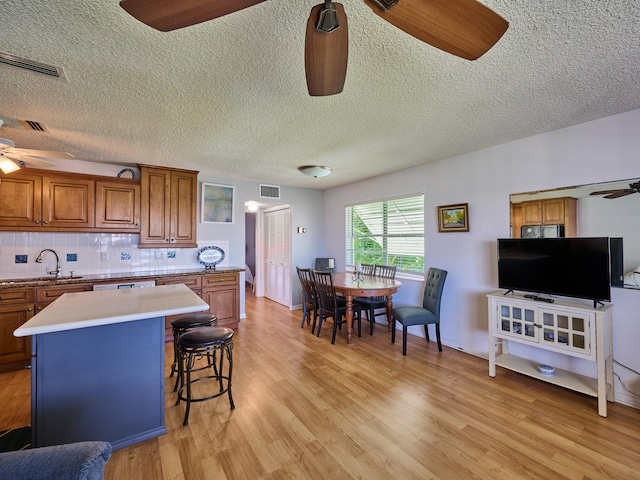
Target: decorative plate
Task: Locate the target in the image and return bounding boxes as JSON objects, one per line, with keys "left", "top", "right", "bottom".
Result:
{"left": 196, "top": 245, "right": 225, "bottom": 268}
{"left": 117, "top": 168, "right": 136, "bottom": 178}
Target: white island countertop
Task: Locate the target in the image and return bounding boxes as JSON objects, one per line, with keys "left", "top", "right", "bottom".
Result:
{"left": 14, "top": 284, "right": 209, "bottom": 337}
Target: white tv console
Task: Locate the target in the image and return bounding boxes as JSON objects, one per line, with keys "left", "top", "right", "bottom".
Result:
{"left": 487, "top": 291, "right": 613, "bottom": 417}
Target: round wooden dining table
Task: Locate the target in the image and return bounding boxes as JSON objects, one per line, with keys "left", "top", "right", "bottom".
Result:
{"left": 332, "top": 272, "right": 402, "bottom": 344}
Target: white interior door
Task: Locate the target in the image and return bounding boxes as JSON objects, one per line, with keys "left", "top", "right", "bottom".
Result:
{"left": 262, "top": 206, "right": 291, "bottom": 307}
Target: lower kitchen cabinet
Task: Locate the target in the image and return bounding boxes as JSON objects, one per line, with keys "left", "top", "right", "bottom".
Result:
{"left": 201, "top": 273, "right": 240, "bottom": 329}
{"left": 156, "top": 276, "right": 203, "bottom": 341}
{"left": 157, "top": 272, "right": 241, "bottom": 340}
{"left": 0, "top": 288, "right": 35, "bottom": 371}
{"left": 35, "top": 284, "right": 94, "bottom": 312}
{"left": 0, "top": 284, "right": 94, "bottom": 371}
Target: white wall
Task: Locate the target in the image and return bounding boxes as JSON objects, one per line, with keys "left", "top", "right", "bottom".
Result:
{"left": 324, "top": 108, "right": 640, "bottom": 408}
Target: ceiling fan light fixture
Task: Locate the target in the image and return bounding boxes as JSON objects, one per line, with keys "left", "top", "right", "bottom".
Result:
{"left": 0, "top": 157, "right": 20, "bottom": 174}
{"left": 299, "top": 165, "right": 332, "bottom": 178}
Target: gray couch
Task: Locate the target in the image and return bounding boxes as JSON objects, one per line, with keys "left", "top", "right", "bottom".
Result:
{"left": 0, "top": 441, "right": 111, "bottom": 480}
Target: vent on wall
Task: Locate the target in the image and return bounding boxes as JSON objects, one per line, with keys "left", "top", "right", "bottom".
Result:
{"left": 0, "top": 51, "right": 66, "bottom": 80}
{"left": 260, "top": 184, "right": 280, "bottom": 199}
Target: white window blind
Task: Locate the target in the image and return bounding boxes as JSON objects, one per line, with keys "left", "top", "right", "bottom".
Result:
{"left": 345, "top": 194, "right": 424, "bottom": 273}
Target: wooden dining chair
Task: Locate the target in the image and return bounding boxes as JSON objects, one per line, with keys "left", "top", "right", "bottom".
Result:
{"left": 296, "top": 266, "right": 318, "bottom": 330}
{"left": 312, "top": 270, "right": 362, "bottom": 344}
{"left": 355, "top": 265, "right": 397, "bottom": 334}
{"left": 361, "top": 263, "right": 375, "bottom": 276}
{"left": 391, "top": 268, "right": 447, "bottom": 355}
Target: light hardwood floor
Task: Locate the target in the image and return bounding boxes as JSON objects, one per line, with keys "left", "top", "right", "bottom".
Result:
{"left": 2, "top": 288, "right": 640, "bottom": 479}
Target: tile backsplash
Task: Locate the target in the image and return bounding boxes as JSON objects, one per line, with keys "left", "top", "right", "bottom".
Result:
{"left": 0, "top": 232, "right": 229, "bottom": 280}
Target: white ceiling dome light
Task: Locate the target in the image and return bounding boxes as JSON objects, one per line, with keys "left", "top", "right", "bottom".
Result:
{"left": 299, "top": 165, "right": 332, "bottom": 178}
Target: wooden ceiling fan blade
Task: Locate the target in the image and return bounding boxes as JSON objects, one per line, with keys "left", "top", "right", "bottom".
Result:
{"left": 120, "top": 0, "right": 267, "bottom": 32}
{"left": 10, "top": 148, "right": 74, "bottom": 160}
{"left": 591, "top": 190, "right": 619, "bottom": 196}
{"left": 363, "top": 0, "right": 508, "bottom": 60}
{"left": 603, "top": 191, "right": 635, "bottom": 199}
{"left": 305, "top": 3, "right": 349, "bottom": 96}
{"left": 590, "top": 189, "right": 628, "bottom": 196}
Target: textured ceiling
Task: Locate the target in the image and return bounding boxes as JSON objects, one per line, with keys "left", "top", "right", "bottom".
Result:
{"left": 1, "top": 1, "right": 639, "bottom": 190}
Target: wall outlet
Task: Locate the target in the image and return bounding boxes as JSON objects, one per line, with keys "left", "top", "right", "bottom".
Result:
{"left": 155, "top": 251, "right": 164, "bottom": 259}
{"left": 100, "top": 252, "right": 109, "bottom": 261}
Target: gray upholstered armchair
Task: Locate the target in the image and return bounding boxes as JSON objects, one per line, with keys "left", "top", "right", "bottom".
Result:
{"left": 0, "top": 441, "right": 111, "bottom": 480}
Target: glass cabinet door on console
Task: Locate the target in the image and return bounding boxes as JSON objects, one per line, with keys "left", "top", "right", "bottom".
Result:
{"left": 497, "top": 302, "right": 538, "bottom": 342}
{"left": 540, "top": 309, "right": 591, "bottom": 356}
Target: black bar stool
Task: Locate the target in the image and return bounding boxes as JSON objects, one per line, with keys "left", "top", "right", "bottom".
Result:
{"left": 169, "top": 312, "right": 217, "bottom": 390}
{"left": 175, "top": 326, "right": 235, "bottom": 426}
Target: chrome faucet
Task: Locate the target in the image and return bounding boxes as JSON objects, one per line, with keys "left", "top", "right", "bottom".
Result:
{"left": 35, "top": 249, "right": 61, "bottom": 278}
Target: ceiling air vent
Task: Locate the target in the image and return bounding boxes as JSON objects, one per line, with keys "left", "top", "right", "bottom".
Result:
{"left": 260, "top": 184, "right": 280, "bottom": 199}
{"left": 0, "top": 51, "right": 66, "bottom": 80}
{"left": 20, "top": 120, "right": 48, "bottom": 132}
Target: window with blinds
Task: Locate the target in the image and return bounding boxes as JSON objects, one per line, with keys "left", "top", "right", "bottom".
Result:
{"left": 345, "top": 194, "right": 424, "bottom": 274}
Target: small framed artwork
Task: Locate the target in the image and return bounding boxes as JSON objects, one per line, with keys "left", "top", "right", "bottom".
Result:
{"left": 438, "top": 203, "right": 469, "bottom": 232}
{"left": 201, "top": 183, "right": 234, "bottom": 223}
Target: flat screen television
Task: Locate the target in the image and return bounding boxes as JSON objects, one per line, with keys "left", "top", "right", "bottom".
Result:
{"left": 497, "top": 237, "right": 611, "bottom": 302}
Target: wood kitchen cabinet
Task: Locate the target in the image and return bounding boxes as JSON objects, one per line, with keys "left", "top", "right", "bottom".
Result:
{"left": 156, "top": 275, "right": 203, "bottom": 340}
{"left": 0, "top": 284, "right": 92, "bottom": 371}
{"left": 139, "top": 165, "right": 198, "bottom": 248}
{"left": 0, "top": 172, "right": 42, "bottom": 228}
{"left": 0, "top": 169, "right": 142, "bottom": 232}
{"left": 512, "top": 197, "right": 577, "bottom": 237}
{"left": 0, "top": 287, "right": 35, "bottom": 372}
{"left": 521, "top": 201, "right": 543, "bottom": 225}
{"left": 201, "top": 273, "right": 240, "bottom": 329}
{"left": 0, "top": 171, "right": 94, "bottom": 229}
{"left": 35, "top": 284, "right": 93, "bottom": 313}
{"left": 42, "top": 176, "right": 95, "bottom": 228}
{"left": 156, "top": 272, "right": 241, "bottom": 339}
{"left": 95, "top": 179, "right": 140, "bottom": 230}
{"left": 510, "top": 203, "right": 523, "bottom": 238}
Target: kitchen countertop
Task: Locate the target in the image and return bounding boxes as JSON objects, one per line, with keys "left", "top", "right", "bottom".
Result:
{"left": 14, "top": 284, "right": 209, "bottom": 336}
{"left": 0, "top": 266, "right": 245, "bottom": 289}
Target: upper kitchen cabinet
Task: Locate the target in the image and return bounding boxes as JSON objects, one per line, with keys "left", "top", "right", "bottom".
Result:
{"left": 42, "top": 175, "right": 95, "bottom": 228}
{"left": 0, "top": 171, "right": 94, "bottom": 229}
{"left": 0, "top": 169, "right": 141, "bottom": 232}
{"left": 95, "top": 179, "right": 140, "bottom": 230}
{"left": 138, "top": 165, "right": 198, "bottom": 248}
{"left": 0, "top": 172, "right": 42, "bottom": 228}
{"left": 513, "top": 197, "right": 577, "bottom": 237}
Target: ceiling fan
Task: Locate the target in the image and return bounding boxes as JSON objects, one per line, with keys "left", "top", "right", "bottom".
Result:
{"left": 590, "top": 182, "right": 640, "bottom": 200}
{"left": 119, "top": 0, "right": 509, "bottom": 96}
{"left": 0, "top": 137, "right": 75, "bottom": 174}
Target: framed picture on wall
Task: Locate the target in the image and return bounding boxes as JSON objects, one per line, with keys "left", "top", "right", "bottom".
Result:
{"left": 201, "top": 183, "right": 234, "bottom": 223}
{"left": 438, "top": 203, "right": 469, "bottom": 232}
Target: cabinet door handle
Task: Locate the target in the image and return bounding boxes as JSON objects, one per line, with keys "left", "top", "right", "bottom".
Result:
{"left": 0, "top": 296, "right": 5, "bottom": 300}
{"left": 43, "top": 220, "right": 49, "bottom": 225}
{"left": 27, "top": 308, "right": 33, "bottom": 312}
{"left": 34, "top": 220, "right": 40, "bottom": 224}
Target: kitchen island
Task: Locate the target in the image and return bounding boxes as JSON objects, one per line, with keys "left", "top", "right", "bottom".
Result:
{"left": 14, "top": 284, "right": 209, "bottom": 450}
